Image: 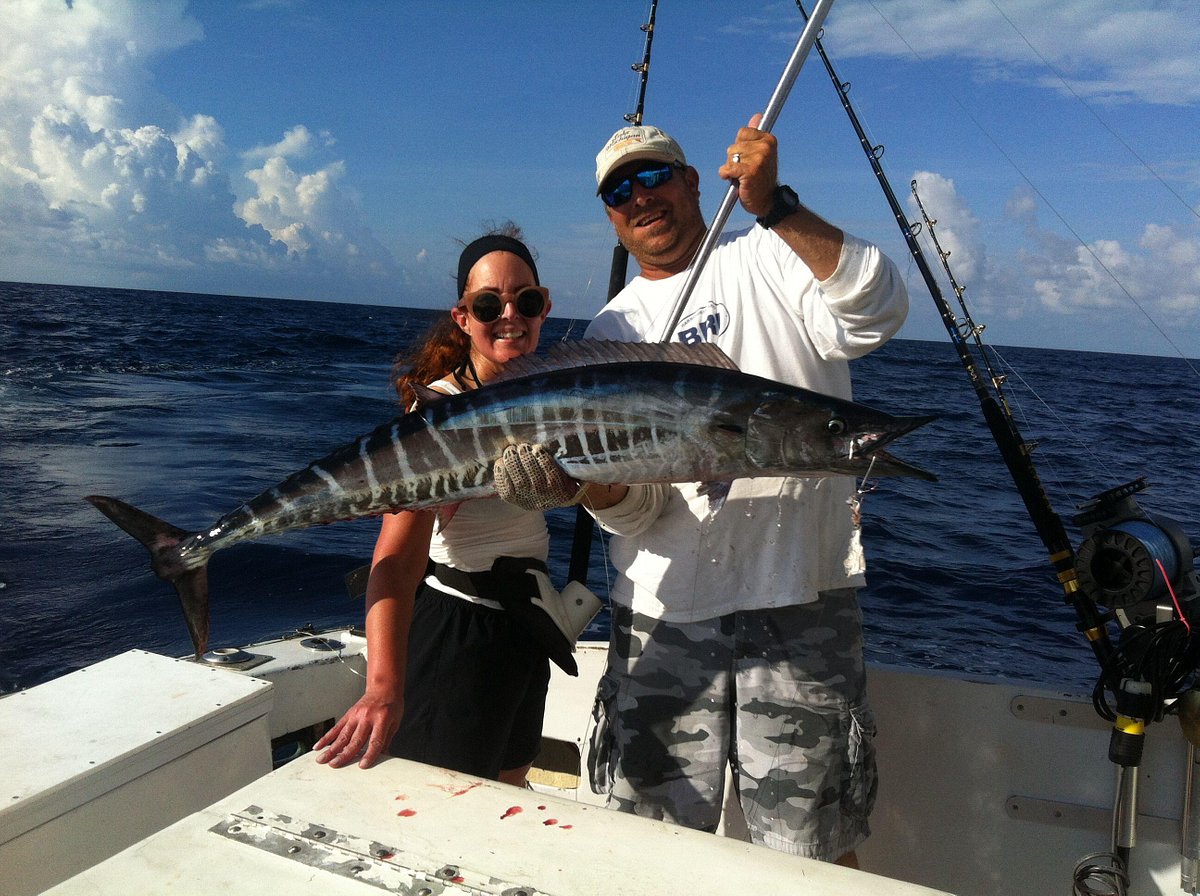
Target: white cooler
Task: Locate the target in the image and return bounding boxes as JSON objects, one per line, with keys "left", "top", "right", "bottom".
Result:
{"left": 1, "top": 649, "right": 273, "bottom": 896}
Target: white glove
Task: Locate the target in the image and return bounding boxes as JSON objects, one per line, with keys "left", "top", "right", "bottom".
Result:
{"left": 493, "top": 443, "right": 583, "bottom": 511}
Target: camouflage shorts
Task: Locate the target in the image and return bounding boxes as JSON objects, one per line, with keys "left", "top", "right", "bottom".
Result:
{"left": 587, "top": 590, "right": 877, "bottom": 861}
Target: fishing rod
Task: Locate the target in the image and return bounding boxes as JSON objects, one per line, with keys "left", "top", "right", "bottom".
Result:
{"left": 657, "top": 0, "right": 835, "bottom": 342}
{"left": 793, "top": 0, "right": 1116, "bottom": 672}
{"left": 797, "top": 3, "right": 1200, "bottom": 882}
{"left": 915, "top": 172, "right": 1200, "bottom": 896}
{"left": 567, "top": 0, "right": 658, "bottom": 587}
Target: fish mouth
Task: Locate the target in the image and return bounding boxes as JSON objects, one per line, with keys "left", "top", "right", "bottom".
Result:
{"left": 842, "top": 414, "right": 937, "bottom": 481}
{"left": 847, "top": 414, "right": 934, "bottom": 455}
{"left": 855, "top": 448, "right": 937, "bottom": 481}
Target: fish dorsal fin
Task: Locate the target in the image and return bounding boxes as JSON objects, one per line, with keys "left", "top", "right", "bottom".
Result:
{"left": 491, "top": 340, "right": 740, "bottom": 383}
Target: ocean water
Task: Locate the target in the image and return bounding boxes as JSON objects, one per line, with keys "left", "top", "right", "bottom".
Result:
{"left": 2, "top": 280, "right": 1197, "bottom": 695}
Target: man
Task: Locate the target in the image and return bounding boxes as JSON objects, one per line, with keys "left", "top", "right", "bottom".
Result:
{"left": 499, "top": 118, "right": 907, "bottom": 865}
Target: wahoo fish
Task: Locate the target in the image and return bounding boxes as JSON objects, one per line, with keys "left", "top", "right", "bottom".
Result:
{"left": 87, "top": 341, "right": 935, "bottom": 656}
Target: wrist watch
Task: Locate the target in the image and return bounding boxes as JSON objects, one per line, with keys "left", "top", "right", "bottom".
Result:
{"left": 756, "top": 184, "right": 800, "bottom": 230}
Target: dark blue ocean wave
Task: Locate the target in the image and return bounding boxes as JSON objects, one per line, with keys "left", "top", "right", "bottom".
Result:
{"left": 1, "top": 280, "right": 1196, "bottom": 696}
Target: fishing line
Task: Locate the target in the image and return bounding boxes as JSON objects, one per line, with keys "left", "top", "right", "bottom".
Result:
{"left": 984, "top": 344, "right": 1120, "bottom": 506}
{"left": 280, "top": 627, "right": 367, "bottom": 678}
{"left": 576, "top": 492, "right": 616, "bottom": 617}
{"left": 797, "top": 0, "right": 1120, "bottom": 677}
{"left": 984, "top": 0, "right": 1200, "bottom": 224}
{"left": 1161, "top": 558, "right": 1191, "bottom": 636}
{"left": 332, "top": 646, "right": 367, "bottom": 679}
{"left": 862, "top": 0, "right": 1200, "bottom": 376}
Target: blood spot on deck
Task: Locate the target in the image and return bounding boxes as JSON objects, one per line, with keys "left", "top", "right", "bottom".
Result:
{"left": 500, "top": 806, "right": 523, "bottom": 820}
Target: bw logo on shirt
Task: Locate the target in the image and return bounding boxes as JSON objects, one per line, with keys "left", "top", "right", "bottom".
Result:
{"left": 674, "top": 303, "right": 728, "bottom": 344}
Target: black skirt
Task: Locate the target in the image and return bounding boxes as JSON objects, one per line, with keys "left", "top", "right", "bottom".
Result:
{"left": 389, "top": 577, "right": 551, "bottom": 779}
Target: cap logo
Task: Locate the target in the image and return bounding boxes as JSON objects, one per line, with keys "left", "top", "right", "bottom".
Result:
{"left": 607, "top": 134, "right": 648, "bottom": 154}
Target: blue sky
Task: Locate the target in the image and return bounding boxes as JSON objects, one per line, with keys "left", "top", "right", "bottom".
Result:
{"left": 2, "top": 1, "right": 1197, "bottom": 357}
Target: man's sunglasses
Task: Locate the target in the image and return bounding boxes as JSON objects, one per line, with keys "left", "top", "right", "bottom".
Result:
{"left": 458, "top": 286, "right": 549, "bottom": 323}
{"left": 600, "top": 162, "right": 682, "bottom": 208}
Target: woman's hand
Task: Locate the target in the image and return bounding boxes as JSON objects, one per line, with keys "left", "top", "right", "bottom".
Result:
{"left": 315, "top": 687, "right": 404, "bottom": 769}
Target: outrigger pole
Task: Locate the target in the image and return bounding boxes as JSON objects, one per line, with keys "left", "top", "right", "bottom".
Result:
{"left": 567, "top": 0, "right": 659, "bottom": 588}
{"left": 657, "top": 0, "right": 836, "bottom": 343}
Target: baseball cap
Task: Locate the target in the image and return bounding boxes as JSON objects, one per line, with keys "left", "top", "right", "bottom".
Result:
{"left": 595, "top": 125, "right": 687, "bottom": 193}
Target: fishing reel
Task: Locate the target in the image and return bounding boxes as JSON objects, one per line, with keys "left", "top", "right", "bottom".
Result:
{"left": 1074, "top": 478, "right": 1199, "bottom": 630}
{"left": 1075, "top": 478, "right": 1200, "bottom": 737}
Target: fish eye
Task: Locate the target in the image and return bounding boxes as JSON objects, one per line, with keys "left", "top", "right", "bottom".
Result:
{"left": 826, "top": 417, "right": 848, "bottom": 436}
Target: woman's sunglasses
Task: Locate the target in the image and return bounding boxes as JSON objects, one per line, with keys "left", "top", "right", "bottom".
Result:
{"left": 459, "top": 286, "right": 548, "bottom": 323}
{"left": 600, "top": 162, "right": 682, "bottom": 208}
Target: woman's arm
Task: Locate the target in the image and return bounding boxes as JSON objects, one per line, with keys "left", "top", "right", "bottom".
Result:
{"left": 315, "top": 508, "right": 436, "bottom": 769}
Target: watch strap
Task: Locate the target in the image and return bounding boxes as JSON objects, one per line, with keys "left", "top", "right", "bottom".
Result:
{"left": 756, "top": 184, "right": 799, "bottom": 230}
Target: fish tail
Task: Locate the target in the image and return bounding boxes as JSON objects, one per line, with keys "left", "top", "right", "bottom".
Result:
{"left": 85, "top": 494, "right": 210, "bottom": 657}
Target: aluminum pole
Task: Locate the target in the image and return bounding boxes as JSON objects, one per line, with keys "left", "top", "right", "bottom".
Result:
{"left": 656, "top": 0, "right": 836, "bottom": 342}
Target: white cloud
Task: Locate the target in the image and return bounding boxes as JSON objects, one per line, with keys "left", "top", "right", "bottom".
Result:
{"left": 905, "top": 173, "right": 1200, "bottom": 338}
{"left": 0, "top": 0, "right": 401, "bottom": 300}
{"left": 174, "top": 114, "right": 225, "bottom": 163}
{"left": 909, "top": 170, "right": 985, "bottom": 287}
{"left": 828, "top": 0, "right": 1200, "bottom": 105}
{"left": 243, "top": 124, "right": 322, "bottom": 163}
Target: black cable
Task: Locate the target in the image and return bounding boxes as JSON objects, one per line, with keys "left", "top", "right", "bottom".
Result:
{"left": 1072, "top": 851, "right": 1129, "bottom": 896}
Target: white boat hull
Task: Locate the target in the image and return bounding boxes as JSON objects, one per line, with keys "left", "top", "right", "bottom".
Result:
{"left": 3, "top": 628, "right": 1188, "bottom": 895}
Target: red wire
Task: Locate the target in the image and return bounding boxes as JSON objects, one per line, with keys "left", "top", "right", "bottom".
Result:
{"left": 1158, "top": 558, "right": 1190, "bottom": 634}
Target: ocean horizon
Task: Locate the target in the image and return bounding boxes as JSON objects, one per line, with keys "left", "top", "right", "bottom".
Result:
{"left": 3, "top": 279, "right": 1197, "bottom": 695}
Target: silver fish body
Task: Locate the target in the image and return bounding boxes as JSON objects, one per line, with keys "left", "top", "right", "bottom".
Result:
{"left": 86, "top": 342, "right": 935, "bottom": 655}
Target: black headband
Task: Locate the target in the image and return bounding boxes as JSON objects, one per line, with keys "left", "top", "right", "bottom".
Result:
{"left": 456, "top": 235, "right": 539, "bottom": 299}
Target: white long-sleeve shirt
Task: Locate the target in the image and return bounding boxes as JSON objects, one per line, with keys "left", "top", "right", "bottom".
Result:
{"left": 585, "top": 224, "right": 907, "bottom": 622}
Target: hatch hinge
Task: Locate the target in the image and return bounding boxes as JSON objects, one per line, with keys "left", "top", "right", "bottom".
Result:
{"left": 212, "top": 805, "right": 545, "bottom": 896}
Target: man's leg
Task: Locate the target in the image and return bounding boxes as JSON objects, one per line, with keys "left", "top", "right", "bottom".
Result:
{"left": 732, "top": 590, "right": 878, "bottom": 861}
{"left": 590, "top": 606, "right": 734, "bottom": 830}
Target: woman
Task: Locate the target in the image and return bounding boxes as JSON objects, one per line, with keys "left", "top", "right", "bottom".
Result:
{"left": 315, "top": 224, "right": 553, "bottom": 786}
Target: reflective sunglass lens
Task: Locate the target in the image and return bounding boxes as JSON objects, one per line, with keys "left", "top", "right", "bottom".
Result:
{"left": 601, "top": 163, "right": 674, "bottom": 208}
{"left": 602, "top": 182, "right": 632, "bottom": 208}
{"left": 637, "top": 165, "right": 672, "bottom": 189}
